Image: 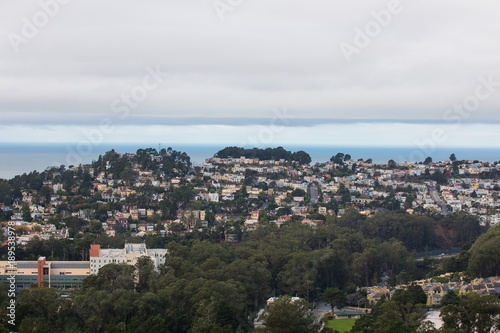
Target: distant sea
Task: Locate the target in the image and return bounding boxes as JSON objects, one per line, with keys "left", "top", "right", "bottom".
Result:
{"left": 0, "top": 143, "right": 498, "bottom": 180}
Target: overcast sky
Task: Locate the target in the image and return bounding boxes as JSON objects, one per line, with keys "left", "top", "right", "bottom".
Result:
{"left": 1, "top": 0, "right": 500, "bottom": 148}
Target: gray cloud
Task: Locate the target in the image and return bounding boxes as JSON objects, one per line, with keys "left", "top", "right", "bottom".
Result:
{"left": 1, "top": 0, "right": 500, "bottom": 128}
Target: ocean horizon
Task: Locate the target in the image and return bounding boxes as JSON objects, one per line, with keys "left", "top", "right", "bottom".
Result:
{"left": 0, "top": 142, "right": 498, "bottom": 180}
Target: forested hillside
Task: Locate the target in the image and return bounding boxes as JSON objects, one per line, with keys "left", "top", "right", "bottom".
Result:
{"left": 0, "top": 210, "right": 490, "bottom": 332}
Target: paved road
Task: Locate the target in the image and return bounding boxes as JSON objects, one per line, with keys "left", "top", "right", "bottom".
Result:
{"left": 425, "top": 310, "right": 443, "bottom": 329}
{"left": 310, "top": 186, "right": 319, "bottom": 204}
{"left": 313, "top": 301, "right": 331, "bottom": 324}
{"left": 427, "top": 185, "right": 449, "bottom": 215}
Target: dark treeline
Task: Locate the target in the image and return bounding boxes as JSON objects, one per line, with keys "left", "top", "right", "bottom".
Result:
{"left": 0, "top": 210, "right": 488, "bottom": 332}
{"left": 464, "top": 223, "right": 500, "bottom": 277}
{"left": 0, "top": 210, "right": 482, "bottom": 263}
{"left": 214, "top": 147, "right": 311, "bottom": 164}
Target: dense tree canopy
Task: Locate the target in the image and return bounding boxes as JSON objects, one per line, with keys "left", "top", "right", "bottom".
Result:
{"left": 351, "top": 286, "right": 428, "bottom": 333}
{"left": 467, "top": 224, "right": 500, "bottom": 277}
{"left": 215, "top": 147, "right": 311, "bottom": 164}
{"left": 257, "top": 296, "right": 319, "bottom": 333}
{"left": 441, "top": 293, "right": 500, "bottom": 333}
{"left": 0, "top": 207, "right": 495, "bottom": 332}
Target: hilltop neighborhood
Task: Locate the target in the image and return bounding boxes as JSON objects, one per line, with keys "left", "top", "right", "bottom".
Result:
{"left": 2, "top": 148, "right": 500, "bottom": 243}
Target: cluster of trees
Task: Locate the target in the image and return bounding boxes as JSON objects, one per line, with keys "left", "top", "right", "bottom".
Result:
{"left": 256, "top": 296, "right": 320, "bottom": 333}
{"left": 467, "top": 223, "right": 500, "bottom": 277}
{"left": 352, "top": 286, "right": 500, "bottom": 333}
{"left": 440, "top": 293, "right": 500, "bottom": 332}
{"left": 329, "top": 153, "right": 352, "bottom": 165}
{"left": 214, "top": 147, "right": 311, "bottom": 164}
{"left": 0, "top": 207, "right": 491, "bottom": 332}
{"left": 92, "top": 148, "right": 191, "bottom": 179}
{"left": 432, "top": 222, "right": 500, "bottom": 282}
{"left": 351, "top": 285, "right": 429, "bottom": 332}
{"left": 331, "top": 210, "right": 482, "bottom": 252}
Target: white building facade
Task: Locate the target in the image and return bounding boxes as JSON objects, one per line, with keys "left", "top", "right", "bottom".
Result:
{"left": 89, "top": 243, "right": 168, "bottom": 275}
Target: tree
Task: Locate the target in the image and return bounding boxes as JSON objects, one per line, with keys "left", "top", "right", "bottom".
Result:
{"left": 0, "top": 181, "right": 12, "bottom": 205}
{"left": 16, "top": 288, "right": 63, "bottom": 332}
{"left": 38, "top": 185, "right": 53, "bottom": 204}
{"left": 441, "top": 290, "right": 459, "bottom": 307}
{"left": 351, "top": 248, "right": 380, "bottom": 286}
{"left": 278, "top": 252, "right": 318, "bottom": 300}
{"left": 83, "top": 263, "right": 135, "bottom": 291}
{"left": 120, "top": 167, "right": 138, "bottom": 186}
{"left": 347, "top": 292, "right": 367, "bottom": 308}
{"left": 396, "top": 270, "right": 408, "bottom": 285}
{"left": 351, "top": 297, "right": 427, "bottom": 333}
{"left": 468, "top": 224, "right": 500, "bottom": 277}
{"left": 321, "top": 288, "right": 347, "bottom": 310}
{"left": 449, "top": 153, "right": 457, "bottom": 162}
{"left": 277, "top": 207, "right": 292, "bottom": 216}
{"left": 135, "top": 256, "right": 158, "bottom": 293}
{"left": 391, "top": 285, "right": 426, "bottom": 306}
{"left": 440, "top": 293, "right": 500, "bottom": 333}
{"left": 259, "top": 296, "right": 320, "bottom": 333}
{"left": 424, "top": 156, "right": 433, "bottom": 165}
{"left": 387, "top": 160, "right": 397, "bottom": 168}
{"left": 291, "top": 188, "right": 306, "bottom": 197}
{"left": 292, "top": 151, "right": 312, "bottom": 165}
{"left": 330, "top": 153, "right": 345, "bottom": 165}
{"left": 22, "top": 202, "right": 32, "bottom": 222}
{"left": 227, "top": 259, "right": 272, "bottom": 310}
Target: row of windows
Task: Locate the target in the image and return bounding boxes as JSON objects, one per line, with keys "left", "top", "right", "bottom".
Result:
{"left": 91, "top": 259, "right": 131, "bottom": 263}
{"left": 6, "top": 271, "right": 25, "bottom": 274}
{"left": 46, "top": 276, "right": 83, "bottom": 280}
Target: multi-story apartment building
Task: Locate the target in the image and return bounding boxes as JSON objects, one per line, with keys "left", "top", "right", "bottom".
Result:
{"left": 89, "top": 243, "right": 167, "bottom": 275}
